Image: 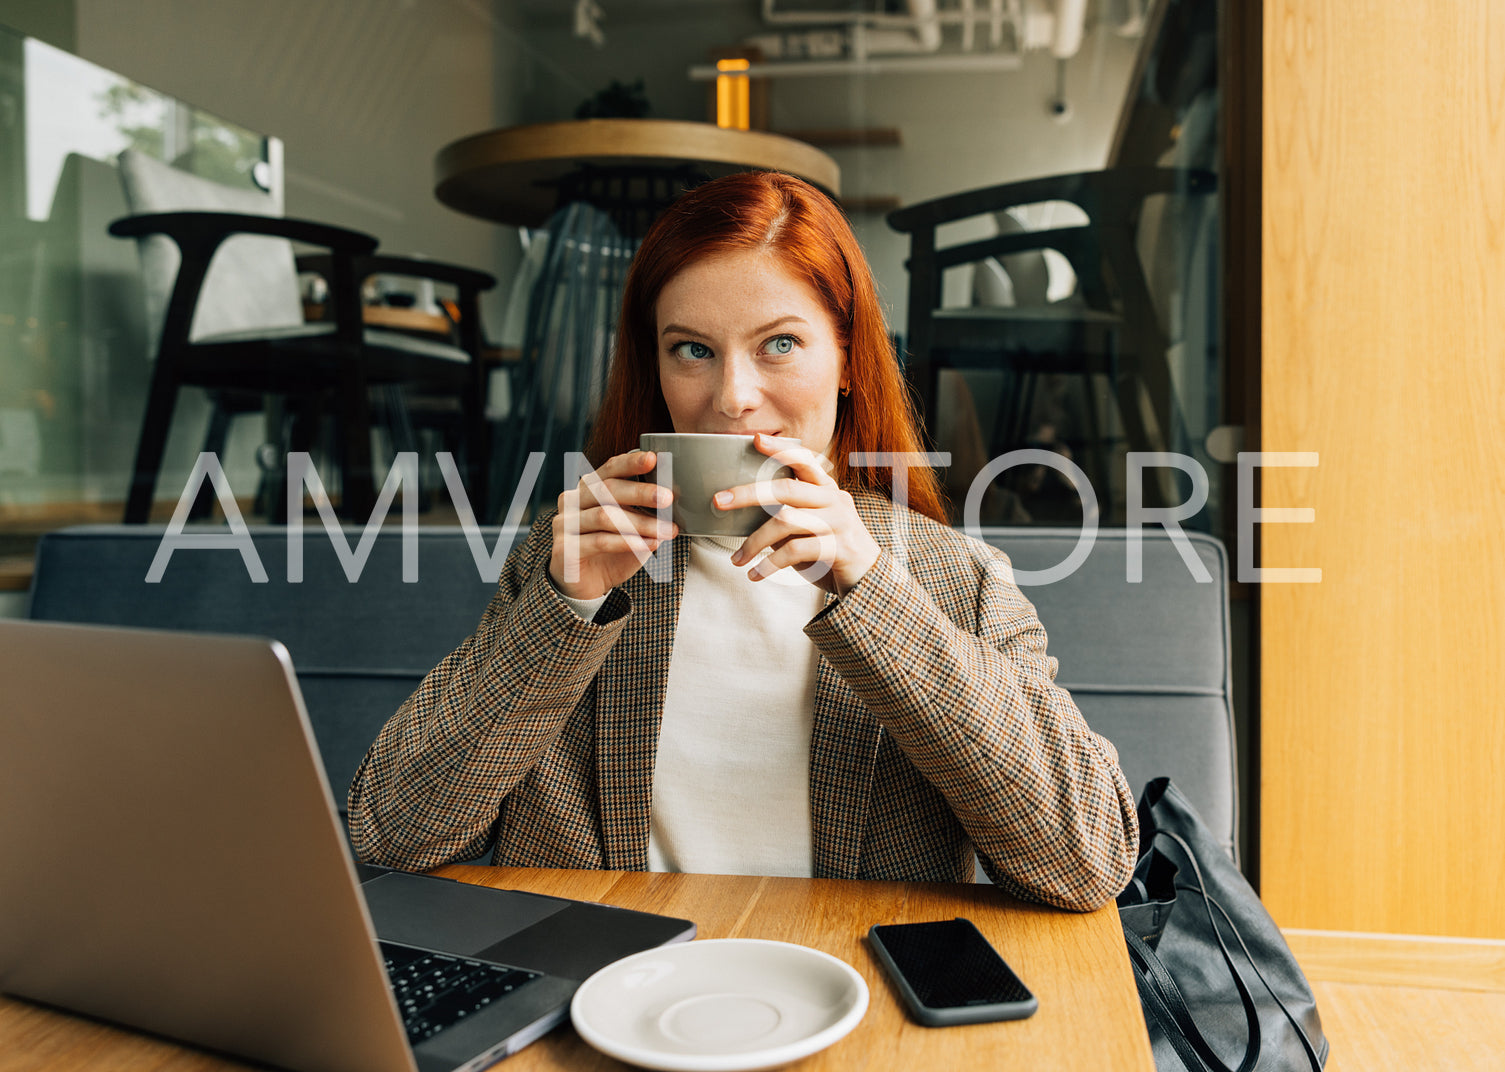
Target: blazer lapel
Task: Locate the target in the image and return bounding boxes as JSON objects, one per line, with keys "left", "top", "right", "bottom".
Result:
{"left": 595, "top": 538, "right": 686, "bottom": 870}
{"left": 808, "top": 492, "right": 895, "bottom": 879}
{"left": 809, "top": 654, "right": 882, "bottom": 879}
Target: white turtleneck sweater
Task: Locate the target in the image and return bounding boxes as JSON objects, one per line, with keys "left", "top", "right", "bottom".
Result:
{"left": 561, "top": 536, "right": 825, "bottom": 876}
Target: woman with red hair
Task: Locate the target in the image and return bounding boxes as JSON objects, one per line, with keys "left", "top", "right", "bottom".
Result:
{"left": 350, "top": 172, "right": 1137, "bottom": 911}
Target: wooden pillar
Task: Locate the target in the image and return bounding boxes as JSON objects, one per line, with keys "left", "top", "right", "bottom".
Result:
{"left": 1260, "top": 0, "right": 1505, "bottom": 938}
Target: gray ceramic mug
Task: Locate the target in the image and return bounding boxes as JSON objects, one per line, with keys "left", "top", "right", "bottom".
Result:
{"left": 639, "top": 433, "right": 795, "bottom": 538}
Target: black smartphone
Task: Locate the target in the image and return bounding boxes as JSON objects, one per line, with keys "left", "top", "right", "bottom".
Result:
{"left": 868, "top": 917, "right": 1038, "bottom": 1026}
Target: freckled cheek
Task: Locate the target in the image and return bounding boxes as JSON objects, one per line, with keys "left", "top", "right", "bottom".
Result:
{"left": 766, "top": 373, "right": 840, "bottom": 440}
{"left": 658, "top": 369, "right": 711, "bottom": 426}
{"left": 772, "top": 368, "right": 837, "bottom": 410}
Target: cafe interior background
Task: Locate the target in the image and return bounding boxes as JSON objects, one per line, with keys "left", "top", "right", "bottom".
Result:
{"left": 0, "top": 0, "right": 1240, "bottom": 880}
{"left": 9, "top": 0, "right": 1504, "bottom": 987}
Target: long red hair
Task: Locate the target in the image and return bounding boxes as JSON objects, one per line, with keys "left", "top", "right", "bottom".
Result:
{"left": 587, "top": 171, "right": 948, "bottom": 524}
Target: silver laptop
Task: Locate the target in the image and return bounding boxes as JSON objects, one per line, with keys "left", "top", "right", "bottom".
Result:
{"left": 0, "top": 619, "right": 694, "bottom": 1072}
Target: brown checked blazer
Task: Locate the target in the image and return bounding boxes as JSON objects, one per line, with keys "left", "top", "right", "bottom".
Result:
{"left": 348, "top": 493, "right": 1138, "bottom": 911}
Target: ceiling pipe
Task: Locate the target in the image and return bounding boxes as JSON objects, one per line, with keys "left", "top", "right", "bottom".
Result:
{"left": 1050, "top": 0, "right": 1087, "bottom": 59}
{"left": 756, "top": 0, "right": 1006, "bottom": 42}
{"left": 725, "top": 0, "right": 1041, "bottom": 72}
{"left": 855, "top": 0, "right": 943, "bottom": 59}
{"left": 687, "top": 51, "right": 1023, "bottom": 80}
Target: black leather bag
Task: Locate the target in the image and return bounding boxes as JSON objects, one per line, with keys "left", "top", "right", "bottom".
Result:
{"left": 1118, "top": 778, "right": 1328, "bottom": 1071}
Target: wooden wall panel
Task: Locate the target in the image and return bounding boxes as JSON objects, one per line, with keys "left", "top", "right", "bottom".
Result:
{"left": 1260, "top": 1, "right": 1505, "bottom": 937}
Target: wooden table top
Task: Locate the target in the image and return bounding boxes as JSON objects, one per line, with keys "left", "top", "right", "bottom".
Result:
{"left": 0, "top": 867, "right": 1152, "bottom": 1072}
{"left": 433, "top": 119, "right": 842, "bottom": 228}
{"left": 303, "top": 301, "right": 453, "bottom": 336}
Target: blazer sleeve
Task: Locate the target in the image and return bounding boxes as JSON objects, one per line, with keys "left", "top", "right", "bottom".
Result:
{"left": 804, "top": 546, "right": 1139, "bottom": 911}
{"left": 347, "top": 518, "right": 631, "bottom": 870}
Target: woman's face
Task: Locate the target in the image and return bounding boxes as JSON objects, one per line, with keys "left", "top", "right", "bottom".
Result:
{"left": 654, "top": 249, "right": 847, "bottom": 457}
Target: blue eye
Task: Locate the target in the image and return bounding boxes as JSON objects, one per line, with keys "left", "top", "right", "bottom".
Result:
{"left": 672, "top": 341, "right": 712, "bottom": 361}
{"left": 766, "top": 334, "right": 796, "bottom": 355}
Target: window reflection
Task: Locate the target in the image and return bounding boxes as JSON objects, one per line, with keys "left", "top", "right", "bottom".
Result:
{"left": 0, "top": 25, "right": 274, "bottom": 527}
{"left": 0, "top": 0, "right": 1223, "bottom": 549}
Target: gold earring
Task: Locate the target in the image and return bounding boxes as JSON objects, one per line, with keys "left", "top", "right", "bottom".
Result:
{"left": 839, "top": 383, "right": 851, "bottom": 397}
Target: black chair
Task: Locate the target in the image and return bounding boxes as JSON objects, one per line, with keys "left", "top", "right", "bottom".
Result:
{"left": 300, "top": 251, "right": 496, "bottom": 515}
{"left": 888, "top": 166, "right": 1216, "bottom": 511}
{"left": 111, "top": 149, "right": 493, "bottom": 523}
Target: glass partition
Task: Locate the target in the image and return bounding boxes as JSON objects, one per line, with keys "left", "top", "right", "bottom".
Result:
{"left": 0, "top": 1, "right": 1225, "bottom": 537}
{"left": 0, "top": 22, "right": 277, "bottom": 540}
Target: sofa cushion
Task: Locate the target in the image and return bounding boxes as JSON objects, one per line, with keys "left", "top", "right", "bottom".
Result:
{"left": 977, "top": 526, "right": 1237, "bottom": 858}
{"left": 28, "top": 523, "right": 1238, "bottom": 862}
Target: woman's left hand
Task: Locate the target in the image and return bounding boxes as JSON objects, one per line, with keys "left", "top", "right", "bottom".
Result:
{"left": 714, "top": 434, "right": 881, "bottom": 596}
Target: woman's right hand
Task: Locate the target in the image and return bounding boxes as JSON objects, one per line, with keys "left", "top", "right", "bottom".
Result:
{"left": 549, "top": 450, "right": 677, "bottom": 601}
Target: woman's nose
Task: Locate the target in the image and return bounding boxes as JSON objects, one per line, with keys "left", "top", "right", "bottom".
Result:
{"left": 713, "top": 357, "right": 761, "bottom": 417}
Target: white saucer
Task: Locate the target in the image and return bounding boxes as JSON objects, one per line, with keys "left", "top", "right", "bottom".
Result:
{"left": 570, "top": 938, "right": 869, "bottom": 1072}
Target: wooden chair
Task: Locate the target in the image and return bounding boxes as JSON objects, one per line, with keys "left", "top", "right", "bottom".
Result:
{"left": 111, "top": 149, "right": 493, "bottom": 522}
{"left": 888, "top": 166, "right": 1216, "bottom": 511}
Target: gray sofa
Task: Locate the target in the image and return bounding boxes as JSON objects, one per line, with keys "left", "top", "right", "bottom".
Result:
{"left": 27, "top": 523, "right": 1236, "bottom": 861}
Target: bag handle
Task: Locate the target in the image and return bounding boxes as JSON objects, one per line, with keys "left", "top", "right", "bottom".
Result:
{"left": 1123, "top": 915, "right": 1258, "bottom": 1072}
{"left": 1191, "top": 878, "right": 1327, "bottom": 1071}
{"left": 1121, "top": 830, "right": 1263, "bottom": 1072}
{"left": 1124, "top": 926, "right": 1220, "bottom": 1072}
{"left": 1153, "top": 829, "right": 1324, "bottom": 1072}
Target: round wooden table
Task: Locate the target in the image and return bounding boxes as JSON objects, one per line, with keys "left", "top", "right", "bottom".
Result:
{"left": 433, "top": 118, "right": 841, "bottom": 230}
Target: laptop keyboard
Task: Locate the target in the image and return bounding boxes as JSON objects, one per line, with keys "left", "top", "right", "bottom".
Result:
{"left": 380, "top": 941, "right": 541, "bottom": 1044}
